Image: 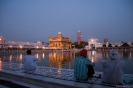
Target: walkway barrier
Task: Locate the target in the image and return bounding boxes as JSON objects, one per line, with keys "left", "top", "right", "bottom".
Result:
{"left": 0, "top": 62, "right": 133, "bottom": 88}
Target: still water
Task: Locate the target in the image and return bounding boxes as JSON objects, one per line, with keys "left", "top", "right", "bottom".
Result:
{"left": 0, "top": 51, "right": 133, "bottom": 74}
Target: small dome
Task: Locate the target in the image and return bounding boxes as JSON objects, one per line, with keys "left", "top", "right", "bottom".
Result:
{"left": 58, "top": 32, "right": 62, "bottom": 34}
{"left": 78, "top": 30, "right": 80, "bottom": 32}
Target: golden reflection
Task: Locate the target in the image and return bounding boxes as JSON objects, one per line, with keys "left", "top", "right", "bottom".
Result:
{"left": 91, "top": 56, "right": 94, "bottom": 62}
{"left": 49, "top": 52, "right": 72, "bottom": 68}
{"left": 0, "top": 58, "right": 1, "bottom": 65}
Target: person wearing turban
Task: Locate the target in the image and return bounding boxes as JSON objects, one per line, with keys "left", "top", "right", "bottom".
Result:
{"left": 101, "top": 49, "right": 125, "bottom": 85}
{"left": 74, "top": 49, "right": 95, "bottom": 81}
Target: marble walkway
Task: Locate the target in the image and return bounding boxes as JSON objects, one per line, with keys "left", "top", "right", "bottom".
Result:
{"left": 0, "top": 62, "right": 133, "bottom": 88}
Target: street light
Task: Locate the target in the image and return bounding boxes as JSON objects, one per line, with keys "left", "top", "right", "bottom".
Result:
{"left": 36, "top": 46, "right": 38, "bottom": 49}
{"left": 19, "top": 45, "right": 22, "bottom": 49}
{"left": 43, "top": 47, "right": 45, "bottom": 49}
{"left": 91, "top": 39, "right": 94, "bottom": 42}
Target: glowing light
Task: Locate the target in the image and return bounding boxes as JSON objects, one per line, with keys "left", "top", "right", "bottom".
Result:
{"left": 43, "top": 47, "right": 45, "bottom": 49}
{"left": 0, "top": 38, "right": 1, "bottom": 41}
{"left": 19, "top": 45, "right": 22, "bottom": 48}
{"left": 58, "top": 68, "right": 61, "bottom": 74}
{"left": 42, "top": 53, "right": 45, "bottom": 58}
{"left": 10, "top": 46, "right": 12, "bottom": 48}
{"left": 20, "top": 54, "right": 22, "bottom": 61}
{"left": 10, "top": 55, "right": 12, "bottom": 61}
{"left": 91, "top": 56, "right": 94, "bottom": 62}
{"left": 92, "top": 51, "right": 95, "bottom": 55}
{"left": 0, "top": 58, "right": 2, "bottom": 70}
{"left": 36, "top": 46, "right": 38, "bottom": 49}
{"left": 53, "top": 53, "right": 56, "bottom": 58}
{"left": 36, "top": 54, "right": 38, "bottom": 58}
{"left": 91, "top": 39, "right": 94, "bottom": 42}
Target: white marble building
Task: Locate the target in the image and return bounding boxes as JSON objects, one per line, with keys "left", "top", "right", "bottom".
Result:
{"left": 111, "top": 42, "right": 123, "bottom": 47}
{"left": 0, "top": 35, "right": 48, "bottom": 49}
{"left": 85, "top": 38, "right": 103, "bottom": 50}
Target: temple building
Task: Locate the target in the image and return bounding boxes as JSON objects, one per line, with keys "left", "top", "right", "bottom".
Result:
{"left": 49, "top": 32, "right": 71, "bottom": 49}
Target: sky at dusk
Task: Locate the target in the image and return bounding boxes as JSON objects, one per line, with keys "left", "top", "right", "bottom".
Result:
{"left": 0, "top": 0, "right": 133, "bottom": 43}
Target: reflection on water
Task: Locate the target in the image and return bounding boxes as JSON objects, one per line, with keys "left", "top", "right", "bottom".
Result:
{"left": 49, "top": 52, "right": 72, "bottom": 68}
{"left": 0, "top": 51, "right": 133, "bottom": 74}
{"left": 0, "top": 58, "right": 2, "bottom": 70}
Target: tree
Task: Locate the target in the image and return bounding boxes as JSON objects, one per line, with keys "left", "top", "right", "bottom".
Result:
{"left": 75, "top": 44, "right": 83, "bottom": 49}
{"left": 121, "top": 43, "right": 130, "bottom": 47}
{"left": 108, "top": 44, "right": 112, "bottom": 47}
{"left": 103, "top": 44, "right": 106, "bottom": 47}
{"left": 115, "top": 45, "right": 118, "bottom": 47}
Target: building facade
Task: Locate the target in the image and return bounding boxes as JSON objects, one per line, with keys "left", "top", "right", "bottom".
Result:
{"left": 49, "top": 32, "right": 71, "bottom": 49}
{"left": 77, "top": 30, "right": 81, "bottom": 45}
{"left": 85, "top": 38, "right": 103, "bottom": 50}
{"left": 104, "top": 38, "right": 109, "bottom": 47}
{"left": 0, "top": 35, "right": 46, "bottom": 49}
{"left": 0, "top": 35, "right": 5, "bottom": 48}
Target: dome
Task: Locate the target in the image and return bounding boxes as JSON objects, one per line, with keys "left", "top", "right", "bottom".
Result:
{"left": 58, "top": 32, "right": 62, "bottom": 34}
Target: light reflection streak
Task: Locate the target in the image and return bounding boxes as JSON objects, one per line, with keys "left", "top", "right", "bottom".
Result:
{"left": 36, "top": 53, "right": 38, "bottom": 58}
{"left": 42, "top": 53, "right": 45, "bottom": 58}
{"left": 91, "top": 56, "right": 94, "bottom": 62}
{"left": 0, "top": 58, "right": 2, "bottom": 70}
{"left": 10, "top": 55, "right": 12, "bottom": 61}
{"left": 58, "top": 67, "right": 61, "bottom": 75}
{"left": 19, "top": 54, "right": 22, "bottom": 61}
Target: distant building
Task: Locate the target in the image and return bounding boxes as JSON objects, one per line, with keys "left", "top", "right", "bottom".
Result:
{"left": 111, "top": 42, "right": 122, "bottom": 47}
{"left": 85, "top": 38, "right": 103, "bottom": 50}
{"left": 0, "top": 35, "right": 5, "bottom": 48}
{"left": 49, "top": 32, "right": 71, "bottom": 49}
{"left": 77, "top": 29, "right": 81, "bottom": 45}
{"left": 104, "top": 38, "right": 109, "bottom": 47}
{"left": 128, "top": 41, "right": 133, "bottom": 47}
{"left": 0, "top": 35, "right": 46, "bottom": 49}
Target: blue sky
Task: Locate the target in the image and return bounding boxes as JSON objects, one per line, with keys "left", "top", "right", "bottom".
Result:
{"left": 0, "top": 0, "right": 133, "bottom": 43}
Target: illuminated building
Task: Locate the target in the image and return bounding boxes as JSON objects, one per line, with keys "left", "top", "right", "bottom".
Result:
{"left": 77, "top": 30, "right": 81, "bottom": 45}
{"left": 85, "top": 38, "right": 103, "bottom": 50}
{"left": 49, "top": 32, "right": 71, "bottom": 49}
{"left": 0, "top": 35, "right": 46, "bottom": 49}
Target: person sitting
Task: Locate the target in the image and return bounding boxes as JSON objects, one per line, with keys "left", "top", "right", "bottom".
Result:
{"left": 74, "top": 49, "right": 95, "bottom": 81}
{"left": 101, "top": 49, "right": 125, "bottom": 85}
{"left": 23, "top": 50, "right": 37, "bottom": 71}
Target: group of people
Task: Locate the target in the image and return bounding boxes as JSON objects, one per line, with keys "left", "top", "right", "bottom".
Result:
{"left": 23, "top": 49, "right": 125, "bottom": 85}
{"left": 74, "top": 49, "right": 125, "bottom": 85}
